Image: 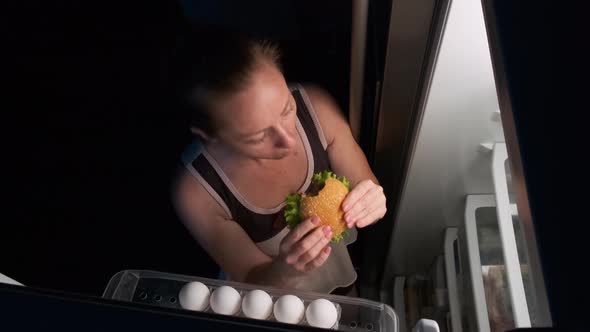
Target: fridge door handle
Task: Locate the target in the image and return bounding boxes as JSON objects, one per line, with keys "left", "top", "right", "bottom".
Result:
{"left": 492, "top": 143, "right": 531, "bottom": 327}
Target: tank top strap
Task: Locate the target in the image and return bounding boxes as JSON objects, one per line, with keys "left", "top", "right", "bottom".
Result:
{"left": 289, "top": 84, "right": 331, "bottom": 173}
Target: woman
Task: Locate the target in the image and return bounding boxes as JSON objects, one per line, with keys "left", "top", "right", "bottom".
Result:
{"left": 172, "top": 31, "right": 386, "bottom": 295}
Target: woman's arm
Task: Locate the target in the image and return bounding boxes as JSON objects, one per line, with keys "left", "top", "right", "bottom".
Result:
{"left": 302, "top": 85, "right": 378, "bottom": 186}
{"left": 173, "top": 169, "right": 275, "bottom": 282}
{"left": 303, "top": 85, "right": 387, "bottom": 228}
{"left": 172, "top": 169, "right": 332, "bottom": 288}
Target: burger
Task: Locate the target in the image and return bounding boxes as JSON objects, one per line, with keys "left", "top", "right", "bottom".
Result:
{"left": 284, "top": 171, "right": 351, "bottom": 243}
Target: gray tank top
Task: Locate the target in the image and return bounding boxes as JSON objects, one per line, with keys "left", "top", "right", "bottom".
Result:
{"left": 181, "top": 84, "right": 357, "bottom": 293}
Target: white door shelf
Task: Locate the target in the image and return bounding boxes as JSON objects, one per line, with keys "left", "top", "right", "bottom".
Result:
{"left": 490, "top": 143, "right": 531, "bottom": 328}
{"left": 464, "top": 192, "right": 533, "bottom": 332}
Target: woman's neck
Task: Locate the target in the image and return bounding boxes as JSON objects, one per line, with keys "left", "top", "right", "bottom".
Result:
{"left": 204, "top": 141, "right": 276, "bottom": 171}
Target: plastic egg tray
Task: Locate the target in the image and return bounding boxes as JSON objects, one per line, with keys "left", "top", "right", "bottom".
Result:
{"left": 103, "top": 270, "right": 399, "bottom": 332}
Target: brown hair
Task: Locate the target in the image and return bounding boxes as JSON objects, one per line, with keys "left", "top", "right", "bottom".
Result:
{"left": 173, "top": 28, "right": 281, "bottom": 135}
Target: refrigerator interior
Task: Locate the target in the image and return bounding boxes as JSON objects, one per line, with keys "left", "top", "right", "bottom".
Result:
{"left": 376, "top": 0, "right": 551, "bottom": 331}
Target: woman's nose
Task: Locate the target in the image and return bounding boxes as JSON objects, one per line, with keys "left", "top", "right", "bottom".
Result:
{"left": 273, "top": 124, "right": 296, "bottom": 149}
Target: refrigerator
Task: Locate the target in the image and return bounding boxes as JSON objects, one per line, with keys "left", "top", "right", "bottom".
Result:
{"left": 2, "top": 0, "right": 560, "bottom": 331}
{"left": 354, "top": 0, "right": 556, "bottom": 331}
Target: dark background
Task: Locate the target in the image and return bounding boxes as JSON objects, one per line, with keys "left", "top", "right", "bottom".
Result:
{"left": 2, "top": 0, "right": 373, "bottom": 296}
{"left": 1, "top": 0, "right": 578, "bottom": 329}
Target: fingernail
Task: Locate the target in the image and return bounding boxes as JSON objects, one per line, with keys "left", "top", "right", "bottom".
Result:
{"left": 345, "top": 215, "right": 351, "bottom": 223}
{"left": 347, "top": 223, "right": 353, "bottom": 228}
{"left": 342, "top": 204, "right": 349, "bottom": 211}
{"left": 323, "top": 226, "right": 331, "bottom": 233}
{"left": 324, "top": 247, "right": 331, "bottom": 253}
{"left": 326, "top": 231, "right": 333, "bottom": 239}
{"left": 312, "top": 216, "right": 319, "bottom": 224}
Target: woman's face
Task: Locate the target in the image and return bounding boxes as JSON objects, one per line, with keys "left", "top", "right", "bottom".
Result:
{"left": 207, "top": 62, "right": 299, "bottom": 160}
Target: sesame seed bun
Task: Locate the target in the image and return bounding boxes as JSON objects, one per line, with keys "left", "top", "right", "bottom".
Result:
{"left": 284, "top": 171, "right": 351, "bottom": 242}
{"left": 300, "top": 178, "right": 349, "bottom": 239}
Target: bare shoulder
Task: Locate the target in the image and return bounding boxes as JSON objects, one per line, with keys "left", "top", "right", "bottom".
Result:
{"left": 172, "top": 166, "right": 273, "bottom": 281}
{"left": 301, "top": 85, "right": 375, "bottom": 186}
{"left": 301, "top": 84, "right": 352, "bottom": 147}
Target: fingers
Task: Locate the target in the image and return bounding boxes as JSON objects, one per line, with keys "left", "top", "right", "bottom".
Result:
{"left": 345, "top": 200, "right": 381, "bottom": 227}
{"left": 355, "top": 208, "right": 387, "bottom": 228}
{"left": 344, "top": 185, "right": 384, "bottom": 225}
{"left": 341, "top": 180, "right": 374, "bottom": 212}
{"left": 285, "top": 225, "right": 331, "bottom": 264}
{"left": 294, "top": 226, "right": 333, "bottom": 267}
{"left": 281, "top": 216, "right": 320, "bottom": 250}
{"left": 303, "top": 246, "right": 331, "bottom": 272}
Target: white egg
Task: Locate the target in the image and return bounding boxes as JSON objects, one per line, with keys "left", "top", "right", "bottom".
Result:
{"left": 306, "top": 299, "right": 338, "bottom": 328}
{"left": 241, "top": 290, "right": 273, "bottom": 320}
{"left": 273, "top": 295, "right": 304, "bottom": 324}
{"left": 210, "top": 286, "right": 241, "bottom": 315}
{"left": 178, "top": 281, "right": 210, "bottom": 311}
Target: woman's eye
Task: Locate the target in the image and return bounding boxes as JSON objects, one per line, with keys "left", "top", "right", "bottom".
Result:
{"left": 283, "top": 103, "right": 295, "bottom": 116}
{"left": 250, "top": 134, "right": 266, "bottom": 144}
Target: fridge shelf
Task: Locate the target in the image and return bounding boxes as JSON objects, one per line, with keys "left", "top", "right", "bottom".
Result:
{"left": 103, "top": 270, "right": 399, "bottom": 332}
{"left": 490, "top": 143, "right": 530, "bottom": 328}
{"left": 464, "top": 194, "right": 534, "bottom": 332}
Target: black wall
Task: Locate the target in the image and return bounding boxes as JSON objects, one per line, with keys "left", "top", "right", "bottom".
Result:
{"left": 3, "top": 1, "right": 354, "bottom": 296}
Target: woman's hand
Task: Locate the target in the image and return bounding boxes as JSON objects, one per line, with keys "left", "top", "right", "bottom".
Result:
{"left": 341, "top": 179, "right": 386, "bottom": 228}
{"left": 276, "top": 216, "right": 332, "bottom": 275}
{"left": 244, "top": 216, "right": 331, "bottom": 288}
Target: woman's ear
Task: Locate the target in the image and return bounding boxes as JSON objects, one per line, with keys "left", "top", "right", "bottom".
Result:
{"left": 190, "top": 127, "right": 216, "bottom": 142}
